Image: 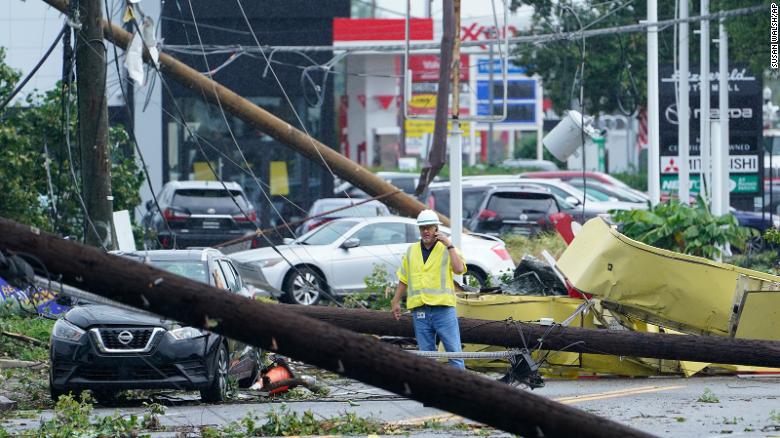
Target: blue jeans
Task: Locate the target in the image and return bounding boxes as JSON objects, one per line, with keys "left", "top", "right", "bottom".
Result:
{"left": 412, "top": 305, "right": 465, "bottom": 370}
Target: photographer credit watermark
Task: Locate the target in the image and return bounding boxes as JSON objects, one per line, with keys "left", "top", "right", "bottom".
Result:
{"left": 772, "top": 2, "right": 779, "bottom": 69}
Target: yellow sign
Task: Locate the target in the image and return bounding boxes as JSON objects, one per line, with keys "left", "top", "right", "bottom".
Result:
{"left": 193, "top": 162, "right": 217, "bottom": 181}
{"left": 270, "top": 161, "right": 289, "bottom": 196}
{"left": 405, "top": 93, "right": 471, "bottom": 139}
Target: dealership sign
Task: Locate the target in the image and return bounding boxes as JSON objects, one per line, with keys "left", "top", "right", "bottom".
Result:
{"left": 659, "top": 65, "right": 762, "bottom": 202}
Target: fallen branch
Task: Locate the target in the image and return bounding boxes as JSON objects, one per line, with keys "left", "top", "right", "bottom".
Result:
{"left": 1, "top": 331, "right": 46, "bottom": 347}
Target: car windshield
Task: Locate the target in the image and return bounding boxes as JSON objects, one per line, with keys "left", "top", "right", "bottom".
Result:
{"left": 300, "top": 220, "right": 358, "bottom": 245}
{"left": 486, "top": 193, "right": 558, "bottom": 217}
{"left": 172, "top": 189, "right": 248, "bottom": 210}
{"left": 149, "top": 260, "right": 209, "bottom": 283}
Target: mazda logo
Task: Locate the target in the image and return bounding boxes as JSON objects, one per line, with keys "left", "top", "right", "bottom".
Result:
{"left": 117, "top": 330, "right": 134, "bottom": 345}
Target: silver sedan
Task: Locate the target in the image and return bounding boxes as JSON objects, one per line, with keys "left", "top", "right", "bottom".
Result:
{"left": 230, "top": 216, "right": 516, "bottom": 305}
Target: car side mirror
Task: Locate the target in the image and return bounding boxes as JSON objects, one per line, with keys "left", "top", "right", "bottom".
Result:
{"left": 341, "top": 238, "right": 360, "bottom": 249}
{"left": 565, "top": 196, "right": 581, "bottom": 205}
{"left": 145, "top": 200, "right": 154, "bottom": 211}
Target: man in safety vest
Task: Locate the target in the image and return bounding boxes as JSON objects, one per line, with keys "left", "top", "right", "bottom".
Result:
{"left": 391, "top": 209, "right": 466, "bottom": 369}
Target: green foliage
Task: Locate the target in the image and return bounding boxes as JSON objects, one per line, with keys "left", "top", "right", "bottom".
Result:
{"left": 764, "top": 227, "right": 780, "bottom": 245}
{"left": 0, "top": 49, "right": 143, "bottom": 242}
{"left": 697, "top": 388, "right": 720, "bottom": 403}
{"left": 611, "top": 197, "right": 750, "bottom": 259}
{"left": 258, "top": 405, "right": 383, "bottom": 436}
{"left": 1, "top": 394, "right": 169, "bottom": 437}
{"left": 727, "top": 251, "right": 779, "bottom": 275}
{"left": 511, "top": 0, "right": 771, "bottom": 114}
{"left": 770, "top": 410, "right": 780, "bottom": 422}
{"left": 0, "top": 308, "right": 53, "bottom": 362}
{"left": 343, "top": 264, "right": 394, "bottom": 310}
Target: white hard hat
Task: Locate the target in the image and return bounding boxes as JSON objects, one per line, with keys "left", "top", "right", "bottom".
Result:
{"left": 416, "top": 209, "right": 442, "bottom": 226}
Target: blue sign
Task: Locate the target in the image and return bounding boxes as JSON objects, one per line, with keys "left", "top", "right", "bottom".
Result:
{"left": 0, "top": 276, "right": 69, "bottom": 315}
{"left": 476, "top": 58, "right": 526, "bottom": 75}
{"left": 475, "top": 78, "right": 538, "bottom": 124}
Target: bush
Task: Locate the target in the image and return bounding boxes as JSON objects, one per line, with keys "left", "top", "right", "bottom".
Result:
{"left": 611, "top": 196, "right": 751, "bottom": 259}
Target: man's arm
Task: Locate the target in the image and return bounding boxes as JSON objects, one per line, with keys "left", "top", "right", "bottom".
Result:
{"left": 391, "top": 281, "right": 407, "bottom": 320}
{"left": 436, "top": 232, "right": 466, "bottom": 274}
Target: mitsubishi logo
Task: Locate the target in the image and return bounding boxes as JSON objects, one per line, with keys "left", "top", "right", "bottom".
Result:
{"left": 207, "top": 208, "right": 216, "bottom": 214}
{"left": 664, "top": 158, "right": 679, "bottom": 173}
{"left": 117, "top": 330, "right": 134, "bottom": 345}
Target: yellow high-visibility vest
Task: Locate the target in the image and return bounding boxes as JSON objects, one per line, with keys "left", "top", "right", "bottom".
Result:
{"left": 396, "top": 241, "right": 464, "bottom": 309}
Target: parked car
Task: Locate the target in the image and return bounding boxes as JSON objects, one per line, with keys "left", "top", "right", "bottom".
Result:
{"left": 230, "top": 216, "right": 515, "bottom": 305}
{"left": 142, "top": 181, "right": 257, "bottom": 249}
{"left": 501, "top": 158, "right": 559, "bottom": 171}
{"left": 333, "top": 172, "right": 439, "bottom": 198}
{"left": 426, "top": 177, "right": 636, "bottom": 224}
{"left": 519, "top": 170, "right": 650, "bottom": 201}
{"left": 466, "top": 188, "right": 562, "bottom": 237}
{"left": 49, "top": 249, "right": 261, "bottom": 404}
{"left": 296, "top": 198, "right": 390, "bottom": 235}
{"left": 566, "top": 180, "right": 650, "bottom": 207}
{"left": 731, "top": 207, "right": 780, "bottom": 252}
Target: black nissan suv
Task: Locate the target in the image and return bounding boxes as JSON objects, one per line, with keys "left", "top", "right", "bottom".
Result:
{"left": 142, "top": 180, "right": 258, "bottom": 249}
{"left": 49, "top": 249, "right": 261, "bottom": 404}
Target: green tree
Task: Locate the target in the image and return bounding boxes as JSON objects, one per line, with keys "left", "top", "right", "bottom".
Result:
{"left": 0, "top": 48, "right": 143, "bottom": 241}
{"left": 511, "top": 0, "right": 770, "bottom": 115}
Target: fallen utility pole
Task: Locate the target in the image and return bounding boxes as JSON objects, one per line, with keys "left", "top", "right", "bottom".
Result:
{"left": 0, "top": 216, "right": 651, "bottom": 438}
{"left": 43, "top": 0, "right": 445, "bottom": 226}
{"left": 280, "top": 305, "right": 780, "bottom": 369}
{"left": 75, "top": 0, "right": 114, "bottom": 248}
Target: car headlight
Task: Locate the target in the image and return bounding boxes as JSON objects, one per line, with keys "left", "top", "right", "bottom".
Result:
{"left": 168, "top": 326, "right": 205, "bottom": 340}
{"left": 52, "top": 319, "right": 85, "bottom": 342}
{"left": 258, "top": 258, "right": 284, "bottom": 268}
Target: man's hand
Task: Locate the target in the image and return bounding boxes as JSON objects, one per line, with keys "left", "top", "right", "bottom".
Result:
{"left": 435, "top": 231, "right": 452, "bottom": 247}
{"left": 391, "top": 299, "right": 402, "bottom": 320}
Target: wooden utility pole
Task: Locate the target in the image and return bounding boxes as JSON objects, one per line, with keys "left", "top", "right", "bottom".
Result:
{"left": 0, "top": 216, "right": 652, "bottom": 438}
{"left": 76, "top": 0, "right": 113, "bottom": 248}
{"left": 42, "top": 0, "right": 443, "bottom": 226}
{"left": 280, "top": 305, "right": 780, "bottom": 369}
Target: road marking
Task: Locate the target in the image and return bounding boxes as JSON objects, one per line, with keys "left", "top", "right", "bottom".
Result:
{"left": 394, "top": 384, "right": 684, "bottom": 426}
{"left": 554, "top": 385, "right": 685, "bottom": 404}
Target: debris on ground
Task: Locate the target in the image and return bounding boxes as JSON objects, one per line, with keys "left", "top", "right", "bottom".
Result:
{"left": 501, "top": 255, "right": 567, "bottom": 296}
{"left": 0, "top": 396, "right": 16, "bottom": 412}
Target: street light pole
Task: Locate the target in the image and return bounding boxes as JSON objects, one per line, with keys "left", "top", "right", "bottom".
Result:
{"left": 678, "top": 0, "right": 691, "bottom": 204}
{"left": 647, "top": 0, "right": 661, "bottom": 206}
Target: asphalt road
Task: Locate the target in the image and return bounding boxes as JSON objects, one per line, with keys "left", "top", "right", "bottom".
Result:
{"left": 3, "top": 374, "right": 779, "bottom": 437}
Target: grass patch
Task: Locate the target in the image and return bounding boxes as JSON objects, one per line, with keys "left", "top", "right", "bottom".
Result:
{"left": 697, "top": 388, "right": 720, "bottom": 403}
{"left": 0, "top": 312, "right": 53, "bottom": 363}
{"left": 503, "top": 232, "right": 567, "bottom": 264}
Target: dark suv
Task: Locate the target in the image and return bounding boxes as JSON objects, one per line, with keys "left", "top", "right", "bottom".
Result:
{"left": 466, "top": 188, "right": 561, "bottom": 237}
{"left": 49, "top": 249, "right": 261, "bottom": 404}
{"left": 142, "top": 181, "right": 257, "bottom": 249}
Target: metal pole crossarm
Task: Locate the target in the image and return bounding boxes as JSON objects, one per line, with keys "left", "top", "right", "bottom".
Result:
{"left": 160, "top": 5, "right": 763, "bottom": 54}
{"left": 39, "top": 0, "right": 445, "bottom": 225}
{"left": 0, "top": 216, "right": 653, "bottom": 438}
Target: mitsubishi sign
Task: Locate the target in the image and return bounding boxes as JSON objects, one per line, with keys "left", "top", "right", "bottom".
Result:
{"left": 659, "top": 65, "right": 763, "bottom": 209}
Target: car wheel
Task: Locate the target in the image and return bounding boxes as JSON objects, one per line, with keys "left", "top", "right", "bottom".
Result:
{"left": 745, "top": 233, "right": 765, "bottom": 254}
{"left": 463, "top": 266, "right": 487, "bottom": 288}
{"left": 238, "top": 349, "right": 261, "bottom": 389}
{"left": 282, "top": 267, "right": 324, "bottom": 305}
{"left": 200, "top": 344, "right": 229, "bottom": 403}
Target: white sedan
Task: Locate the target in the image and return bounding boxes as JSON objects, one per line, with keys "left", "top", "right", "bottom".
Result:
{"left": 230, "top": 216, "right": 516, "bottom": 305}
